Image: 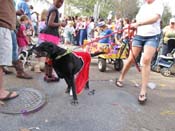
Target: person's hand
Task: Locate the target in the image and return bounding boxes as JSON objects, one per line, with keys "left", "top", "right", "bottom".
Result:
{"left": 16, "top": 9, "right": 24, "bottom": 16}
{"left": 60, "top": 21, "right": 66, "bottom": 27}
{"left": 130, "top": 22, "right": 139, "bottom": 29}
{"left": 130, "top": 21, "right": 144, "bottom": 29}
{"left": 157, "top": 45, "right": 162, "bottom": 52}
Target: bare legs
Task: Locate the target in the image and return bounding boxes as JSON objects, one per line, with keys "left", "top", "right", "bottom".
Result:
{"left": 139, "top": 45, "right": 156, "bottom": 101}
{"left": 0, "top": 66, "right": 18, "bottom": 99}
{"left": 118, "top": 46, "right": 142, "bottom": 82}
{"left": 117, "top": 45, "right": 156, "bottom": 102}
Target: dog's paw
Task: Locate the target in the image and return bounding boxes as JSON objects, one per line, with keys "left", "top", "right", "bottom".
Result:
{"left": 88, "top": 89, "right": 95, "bottom": 95}
{"left": 85, "top": 85, "right": 89, "bottom": 90}
{"left": 71, "top": 99, "right": 78, "bottom": 105}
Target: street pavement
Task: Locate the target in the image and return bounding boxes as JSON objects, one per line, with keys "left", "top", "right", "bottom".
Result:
{"left": 0, "top": 56, "right": 175, "bottom": 131}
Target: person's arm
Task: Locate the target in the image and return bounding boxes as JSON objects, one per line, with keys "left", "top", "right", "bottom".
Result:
{"left": 137, "top": 14, "right": 160, "bottom": 26}
{"left": 16, "top": 9, "right": 24, "bottom": 16}
{"left": 20, "top": 25, "right": 27, "bottom": 36}
{"left": 48, "top": 11, "right": 66, "bottom": 27}
{"left": 162, "top": 26, "right": 168, "bottom": 36}
{"left": 132, "top": 14, "right": 161, "bottom": 28}
{"left": 18, "top": 3, "right": 31, "bottom": 19}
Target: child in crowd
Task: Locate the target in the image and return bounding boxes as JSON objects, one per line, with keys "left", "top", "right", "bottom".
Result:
{"left": 17, "top": 15, "right": 29, "bottom": 54}
{"left": 32, "top": 9, "right": 48, "bottom": 73}
{"left": 38, "top": 9, "right": 48, "bottom": 44}
{"left": 98, "top": 21, "right": 113, "bottom": 44}
{"left": 63, "top": 20, "right": 75, "bottom": 45}
{"left": 97, "top": 21, "right": 114, "bottom": 53}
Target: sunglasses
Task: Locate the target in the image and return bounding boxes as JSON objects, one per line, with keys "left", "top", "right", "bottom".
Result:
{"left": 171, "top": 22, "right": 175, "bottom": 25}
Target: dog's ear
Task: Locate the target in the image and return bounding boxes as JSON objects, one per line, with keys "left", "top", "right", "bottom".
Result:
{"left": 44, "top": 42, "right": 65, "bottom": 55}
{"left": 45, "top": 42, "right": 55, "bottom": 53}
{"left": 38, "top": 42, "right": 53, "bottom": 52}
{"left": 38, "top": 42, "right": 67, "bottom": 56}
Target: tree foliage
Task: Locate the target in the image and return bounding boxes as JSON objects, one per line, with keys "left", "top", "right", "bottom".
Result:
{"left": 31, "top": 0, "right": 51, "bottom": 4}
{"left": 31, "top": 0, "right": 172, "bottom": 25}
{"left": 161, "top": 5, "right": 172, "bottom": 27}
{"left": 115, "top": 0, "right": 139, "bottom": 19}
{"left": 65, "top": 0, "right": 140, "bottom": 20}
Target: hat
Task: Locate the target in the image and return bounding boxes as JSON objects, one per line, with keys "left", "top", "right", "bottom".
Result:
{"left": 97, "top": 21, "right": 106, "bottom": 27}
{"left": 170, "top": 18, "right": 175, "bottom": 23}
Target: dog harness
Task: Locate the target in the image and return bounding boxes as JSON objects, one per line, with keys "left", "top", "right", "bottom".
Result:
{"left": 55, "top": 49, "right": 72, "bottom": 60}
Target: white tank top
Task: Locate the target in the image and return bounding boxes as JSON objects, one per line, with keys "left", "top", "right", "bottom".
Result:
{"left": 136, "top": 0, "right": 164, "bottom": 36}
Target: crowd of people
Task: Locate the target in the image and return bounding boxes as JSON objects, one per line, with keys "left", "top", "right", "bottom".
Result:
{"left": 1, "top": 0, "right": 175, "bottom": 105}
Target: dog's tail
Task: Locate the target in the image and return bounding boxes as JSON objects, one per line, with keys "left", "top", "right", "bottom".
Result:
{"left": 90, "top": 51, "right": 106, "bottom": 57}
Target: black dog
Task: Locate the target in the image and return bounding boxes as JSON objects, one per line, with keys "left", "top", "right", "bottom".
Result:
{"left": 34, "top": 42, "right": 92, "bottom": 104}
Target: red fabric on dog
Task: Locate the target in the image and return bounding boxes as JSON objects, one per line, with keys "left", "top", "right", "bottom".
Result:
{"left": 74, "top": 52, "right": 91, "bottom": 94}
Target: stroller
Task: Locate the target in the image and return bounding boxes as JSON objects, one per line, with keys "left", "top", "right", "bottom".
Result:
{"left": 152, "top": 39, "right": 175, "bottom": 77}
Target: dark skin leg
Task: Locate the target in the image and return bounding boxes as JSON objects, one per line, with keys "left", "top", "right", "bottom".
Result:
{"left": 64, "top": 77, "right": 71, "bottom": 93}
{"left": 69, "top": 76, "right": 78, "bottom": 105}
{"left": 64, "top": 76, "right": 78, "bottom": 105}
{"left": 85, "top": 81, "right": 89, "bottom": 90}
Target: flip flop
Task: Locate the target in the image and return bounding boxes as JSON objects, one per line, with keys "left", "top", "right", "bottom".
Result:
{"left": 115, "top": 80, "right": 123, "bottom": 87}
{"left": 0, "top": 91, "right": 19, "bottom": 101}
{"left": 138, "top": 94, "right": 147, "bottom": 105}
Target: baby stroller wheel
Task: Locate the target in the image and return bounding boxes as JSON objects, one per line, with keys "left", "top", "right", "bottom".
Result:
{"left": 160, "top": 68, "right": 171, "bottom": 77}
{"left": 98, "top": 58, "right": 106, "bottom": 72}
{"left": 170, "top": 64, "right": 175, "bottom": 74}
{"left": 151, "top": 65, "right": 161, "bottom": 73}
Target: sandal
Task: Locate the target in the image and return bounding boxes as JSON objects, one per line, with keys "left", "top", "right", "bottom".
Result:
{"left": 115, "top": 80, "right": 123, "bottom": 87}
{"left": 138, "top": 94, "right": 147, "bottom": 105}
{"left": 3, "top": 66, "right": 13, "bottom": 75}
{"left": 44, "top": 75, "right": 60, "bottom": 82}
{"left": 0, "top": 91, "right": 19, "bottom": 101}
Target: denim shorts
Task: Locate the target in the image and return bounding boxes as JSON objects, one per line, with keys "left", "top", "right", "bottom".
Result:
{"left": 132, "top": 35, "right": 160, "bottom": 48}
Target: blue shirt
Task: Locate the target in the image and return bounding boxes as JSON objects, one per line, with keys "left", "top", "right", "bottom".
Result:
{"left": 16, "top": 0, "right": 31, "bottom": 19}
{"left": 99, "top": 28, "right": 113, "bottom": 43}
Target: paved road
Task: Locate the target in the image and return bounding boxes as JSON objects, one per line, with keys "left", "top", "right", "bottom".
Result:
{"left": 0, "top": 57, "right": 175, "bottom": 131}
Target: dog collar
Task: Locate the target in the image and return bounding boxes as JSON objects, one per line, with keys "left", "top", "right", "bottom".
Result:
{"left": 55, "top": 48, "right": 72, "bottom": 60}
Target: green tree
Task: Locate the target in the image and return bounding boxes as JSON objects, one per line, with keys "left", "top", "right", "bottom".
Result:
{"left": 65, "top": 0, "right": 140, "bottom": 20}
{"left": 30, "top": 0, "right": 140, "bottom": 20}
{"left": 162, "top": 5, "right": 172, "bottom": 27}
{"left": 31, "top": 0, "right": 51, "bottom": 4}
{"left": 115, "top": 0, "right": 139, "bottom": 19}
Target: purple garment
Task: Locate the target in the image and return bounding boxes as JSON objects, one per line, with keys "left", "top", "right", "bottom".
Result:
{"left": 38, "top": 21, "right": 46, "bottom": 44}
{"left": 38, "top": 21, "right": 46, "bottom": 33}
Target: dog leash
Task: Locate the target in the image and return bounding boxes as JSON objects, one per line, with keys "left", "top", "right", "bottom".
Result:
{"left": 73, "top": 28, "right": 128, "bottom": 50}
{"left": 73, "top": 26, "right": 141, "bottom": 72}
{"left": 55, "top": 48, "right": 72, "bottom": 60}
{"left": 127, "top": 25, "right": 141, "bottom": 72}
